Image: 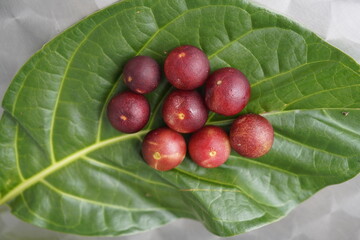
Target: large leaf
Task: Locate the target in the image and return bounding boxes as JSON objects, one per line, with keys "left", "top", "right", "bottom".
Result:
{"left": 0, "top": 0, "right": 359, "bottom": 237}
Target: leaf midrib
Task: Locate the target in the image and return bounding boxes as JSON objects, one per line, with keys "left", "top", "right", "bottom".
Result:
{"left": 0, "top": 130, "right": 149, "bottom": 205}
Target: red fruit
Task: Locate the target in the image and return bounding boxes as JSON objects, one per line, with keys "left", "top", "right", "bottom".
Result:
{"left": 123, "top": 56, "right": 160, "bottom": 94}
{"left": 164, "top": 45, "right": 210, "bottom": 90}
{"left": 188, "top": 126, "right": 231, "bottom": 168}
{"left": 205, "top": 67, "right": 251, "bottom": 116}
{"left": 141, "top": 127, "right": 186, "bottom": 171}
{"left": 230, "top": 114, "right": 274, "bottom": 158}
{"left": 162, "top": 90, "right": 208, "bottom": 133}
{"left": 107, "top": 91, "right": 150, "bottom": 133}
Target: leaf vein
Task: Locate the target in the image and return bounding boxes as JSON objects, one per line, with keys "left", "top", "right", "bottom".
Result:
{"left": 274, "top": 132, "right": 347, "bottom": 159}
{"left": 41, "top": 180, "right": 168, "bottom": 212}
{"left": 82, "top": 155, "right": 174, "bottom": 189}
{"left": 14, "top": 125, "right": 25, "bottom": 182}
{"left": 174, "top": 168, "right": 281, "bottom": 211}
{"left": 283, "top": 84, "right": 360, "bottom": 110}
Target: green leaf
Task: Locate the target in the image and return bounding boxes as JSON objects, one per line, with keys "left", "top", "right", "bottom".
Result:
{"left": 0, "top": 0, "right": 359, "bottom": 237}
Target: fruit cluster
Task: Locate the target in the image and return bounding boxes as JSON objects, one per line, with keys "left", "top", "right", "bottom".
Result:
{"left": 107, "top": 45, "right": 274, "bottom": 171}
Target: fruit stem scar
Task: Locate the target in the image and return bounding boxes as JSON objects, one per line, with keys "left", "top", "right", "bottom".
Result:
{"left": 209, "top": 150, "right": 217, "bottom": 157}
{"left": 120, "top": 115, "right": 127, "bottom": 121}
{"left": 127, "top": 76, "right": 133, "bottom": 82}
{"left": 178, "top": 52, "right": 186, "bottom": 58}
{"left": 178, "top": 113, "right": 185, "bottom": 120}
{"left": 153, "top": 152, "right": 161, "bottom": 160}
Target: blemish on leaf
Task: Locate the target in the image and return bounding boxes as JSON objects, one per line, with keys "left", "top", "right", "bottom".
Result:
{"left": 342, "top": 111, "right": 349, "bottom": 117}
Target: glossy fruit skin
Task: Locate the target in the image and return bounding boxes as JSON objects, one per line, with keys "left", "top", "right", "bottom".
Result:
{"left": 205, "top": 67, "right": 251, "bottom": 116}
{"left": 142, "top": 127, "right": 186, "bottom": 171}
{"left": 164, "top": 45, "right": 210, "bottom": 90}
{"left": 107, "top": 91, "right": 150, "bottom": 133}
{"left": 162, "top": 90, "right": 208, "bottom": 133}
{"left": 188, "top": 126, "right": 231, "bottom": 168}
{"left": 230, "top": 114, "right": 274, "bottom": 158}
{"left": 123, "top": 56, "right": 160, "bottom": 94}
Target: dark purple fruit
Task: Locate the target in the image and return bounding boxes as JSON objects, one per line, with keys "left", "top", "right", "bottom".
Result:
{"left": 162, "top": 90, "right": 208, "bottom": 133}
{"left": 142, "top": 127, "right": 186, "bottom": 171}
{"left": 188, "top": 126, "right": 231, "bottom": 168}
{"left": 205, "top": 67, "right": 251, "bottom": 116}
{"left": 230, "top": 114, "right": 274, "bottom": 158}
{"left": 107, "top": 91, "right": 150, "bottom": 133}
{"left": 123, "top": 56, "right": 160, "bottom": 94}
{"left": 164, "top": 45, "right": 210, "bottom": 90}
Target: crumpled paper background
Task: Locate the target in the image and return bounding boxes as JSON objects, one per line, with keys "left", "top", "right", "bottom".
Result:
{"left": 0, "top": 0, "right": 359, "bottom": 239}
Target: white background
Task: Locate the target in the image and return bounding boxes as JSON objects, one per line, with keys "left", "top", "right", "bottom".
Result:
{"left": 0, "top": 0, "right": 359, "bottom": 239}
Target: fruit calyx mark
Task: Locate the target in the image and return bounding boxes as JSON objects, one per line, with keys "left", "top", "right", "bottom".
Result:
{"left": 178, "top": 52, "right": 186, "bottom": 58}
{"left": 178, "top": 113, "right": 185, "bottom": 120}
{"left": 209, "top": 150, "right": 217, "bottom": 157}
{"left": 120, "top": 115, "right": 127, "bottom": 121}
{"left": 153, "top": 152, "right": 162, "bottom": 160}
